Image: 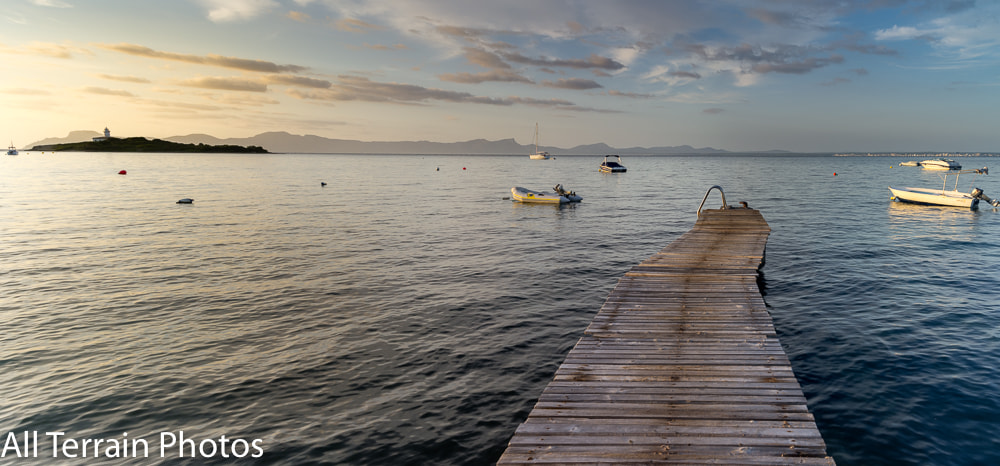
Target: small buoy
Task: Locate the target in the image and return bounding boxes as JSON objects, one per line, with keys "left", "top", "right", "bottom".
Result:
{"left": 321, "top": 182, "right": 327, "bottom": 187}
{"left": 833, "top": 172, "right": 837, "bottom": 176}
{"left": 118, "top": 170, "right": 127, "bottom": 175}
{"left": 436, "top": 167, "right": 440, "bottom": 171}
{"left": 463, "top": 167, "right": 466, "bottom": 170}
{"left": 176, "top": 198, "right": 194, "bottom": 204}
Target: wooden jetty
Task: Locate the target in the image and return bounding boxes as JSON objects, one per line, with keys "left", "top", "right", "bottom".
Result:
{"left": 498, "top": 198, "right": 834, "bottom": 464}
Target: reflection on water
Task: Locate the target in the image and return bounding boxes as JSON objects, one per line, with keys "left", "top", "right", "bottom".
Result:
{"left": 3, "top": 153, "right": 1000, "bottom": 465}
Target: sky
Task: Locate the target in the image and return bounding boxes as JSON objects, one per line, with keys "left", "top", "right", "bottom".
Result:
{"left": 2, "top": 0, "right": 999, "bottom": 153}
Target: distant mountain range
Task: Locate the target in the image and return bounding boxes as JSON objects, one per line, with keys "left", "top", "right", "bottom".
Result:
{"left": 27, "top": 130, "right": 769, "bottom": 155}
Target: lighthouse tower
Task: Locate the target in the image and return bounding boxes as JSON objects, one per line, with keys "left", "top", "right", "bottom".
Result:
{"left": 93, "top": 127, "right": 112, "bottom": 142}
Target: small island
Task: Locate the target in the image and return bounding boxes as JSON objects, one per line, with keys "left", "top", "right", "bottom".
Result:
{"left": 32, "top": 136, "right": 268, "bottom": 153}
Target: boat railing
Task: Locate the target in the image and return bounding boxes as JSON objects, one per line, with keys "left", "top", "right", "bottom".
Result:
{"left": 938, "top": 167, "right": 988, "bottom": 191}
{"left": 697, "top": 185, "right": 727, "bottom": 216}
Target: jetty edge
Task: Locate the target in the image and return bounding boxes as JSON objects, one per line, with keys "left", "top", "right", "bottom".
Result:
{"left": 498, "top": 187, "right": 834, "bottom": 464}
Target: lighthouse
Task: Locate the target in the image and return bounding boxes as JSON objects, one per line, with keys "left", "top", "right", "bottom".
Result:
{"left": 93, "top": 127, "right": 112, "bottom": 142}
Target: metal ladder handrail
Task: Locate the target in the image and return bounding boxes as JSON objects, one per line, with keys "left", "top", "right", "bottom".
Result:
{"left": 697, "top": 185, "right": 727, "bottom": 216}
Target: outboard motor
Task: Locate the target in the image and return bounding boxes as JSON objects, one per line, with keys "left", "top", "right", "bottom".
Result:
{"left": 553, "top": 184, "right": 576, "bottom": 197}
{"left": 971, "top": 188, "right": 1000, "bottom": 207}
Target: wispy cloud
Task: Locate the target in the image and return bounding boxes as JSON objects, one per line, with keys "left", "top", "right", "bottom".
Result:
{"left": 193, "top": 0, "right": 278, "bottom": 23}
{"left": 286, "top": 75, "right": 613, "bottom": 112}
{"left": 286, "top": 11, "right": 309, "bottom": 23}
{"left": 335, "top": 18, "right": 385, "bottom": 33}
{"left": 30, "top": 0, "right": 72, "bottom": 8}
{"left": 541, "top": 78, "right": 603, "bottom": 90}
{"left": 438, "top": 70, "right": 532, "bottom": 84}
{"left": 82, "top": 86, "right": 135, "bottom": 97}
{"left": 607, "top": 89, "right": 655, "bottom": 99}
{"left": 98, "top": 43, "right": 308, "bottom": 73}
{"left": 177, "top": 77, "right": 268, "bottom": 92}
{"left": 98, "top": 74, "right": 151, "bottom": 83}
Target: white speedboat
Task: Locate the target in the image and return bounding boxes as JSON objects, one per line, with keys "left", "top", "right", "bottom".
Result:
{"left": 920, "top": 158, "right": 961, "bottom": 170}
{"left": 511, "top": 185, "right": 581, "bottom": 204}
{"left": 6, "top": 142, "right": 17, "bottom": 156}
{"left": 889, "top": 167, "right": 999, "bottom": 208}
{"left": 599, "top": 155, "right": 627, "bottom": 173}
{"left": 528, "top": 123, "right": 550, "bottom": 160}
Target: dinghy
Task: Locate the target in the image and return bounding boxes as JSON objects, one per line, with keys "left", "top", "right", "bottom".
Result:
{"left": 511, "top": 185, "right": 581, "bottom": 204}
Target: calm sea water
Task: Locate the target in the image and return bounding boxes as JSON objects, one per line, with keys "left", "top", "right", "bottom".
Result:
{"left": 2, "top": 152, "right": 999, "bottom": 465}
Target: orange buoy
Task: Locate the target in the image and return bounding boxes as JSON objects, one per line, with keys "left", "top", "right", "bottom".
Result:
{"left": 118, "top": 170, "right": 127, "bottom": 175}
{"left": 833, "top": 172, "right": 837, "bottom": 176}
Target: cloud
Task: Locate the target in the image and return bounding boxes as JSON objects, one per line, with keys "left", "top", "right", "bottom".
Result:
{"left": 541, "top": 78, "right": 603, "bottom": 90}
{"left": 265, "top": 74, "right": 331, "bottom": 88}
{"left": 286, "top": 11, "right": 309, "bottom": 22}
{"left": 286, "top": 75, "right": 613, "bottom": 112}
{"left": 82, "top": 87, "right": 135, "bottom": 97}
{"left": 607, "top": 89, "right": 654, "bottom": 99}
{"left": 30, "top": 0, "right": 72, "bottom": 7}
{"left": 193, "top": 0, "right": 278, "bottom": 22}
{"left": 336, "top": 17, "right": 385, "bottom": 33}
{"left": 874, "top": 25, "right": 929, "bottom": 41}
{"left": 98, "top": 74, "right": 151, "bottom": 83}
{"left": 177, "top": 77, "right": 268, "bottom": 92}
{"left": 501, "top": 51, "right": 625, "bottom": 71}
{"left": 363, "top": 43, "right": 407, "bottom": 51}
{"left": 462, "top": 47, "right": 511, "bottom": 70}
{"left": 751, "top": 55, "right": 844, "bottom": 74}
{"left": 670, "top": 70, "right": 702, "bottom": 79}
{"left": 99, "top": 43, "right": 307, "bottom": 73}
{"left": 6, "top": 41, "right": 91, "bottom": 59}
{"left": 682, "top": 42, "right": 845, "bottom": 75}
{"left": 438, "top": 70, "right": 532, "bottom": 84}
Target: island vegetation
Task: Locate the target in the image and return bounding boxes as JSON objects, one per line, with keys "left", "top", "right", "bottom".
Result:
{"left": 31, "top": 137, "right": 268, "bottom": 153}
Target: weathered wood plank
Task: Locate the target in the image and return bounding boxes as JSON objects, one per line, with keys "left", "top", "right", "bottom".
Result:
{"left": 498, "top": 208, "right": 834, "bottom": 465}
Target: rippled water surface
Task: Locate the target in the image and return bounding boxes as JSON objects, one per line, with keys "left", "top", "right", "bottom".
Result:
{"left": 2, "top": 152, "right": 1000, "bottom": 465}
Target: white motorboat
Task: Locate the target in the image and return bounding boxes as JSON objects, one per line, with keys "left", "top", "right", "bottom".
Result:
{"left": 899, "top": 161, "right": 920, "bottom": 167}
{"left": 528, "top": 123, "right": 550, "bottom": 160}
{"left": 919, "top": 158, "right": 961, "bottom": 170}
{"left": 599, "top": 155, "right": 627, "bottom": 173}
{"left": 7, "top": 142, "right": 17, "bottom": 156}
{"left": 511, "top": 185, "right": 581, "bottom": 204}
{"left": 889, "top": 167, "right": 999, "bottom": 208}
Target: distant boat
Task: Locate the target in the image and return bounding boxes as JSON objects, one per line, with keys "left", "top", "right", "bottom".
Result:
{"left": 528, "top": 123, "right": 550, "bottom": 160}
{"left": 599, "top": 155, "right": 627, "bottom": 173}
{"left": 6, "top": 142, "right": 17, "bottom": 156}
{"left": 511, "top": 185, "right": 582, "bottom": 204}
{"left": 920, "top": 158, "right": 961, "bottom": 170}
{"left": 889, "top": 167, "right": 999, "bottom": 208}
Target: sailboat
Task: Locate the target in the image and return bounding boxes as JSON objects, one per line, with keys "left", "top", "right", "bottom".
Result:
{"left": 528, "top": 123, "right": 550, "bottom": 160}
{"left": 7, "top": 142, "right": 18, "bottom": 156}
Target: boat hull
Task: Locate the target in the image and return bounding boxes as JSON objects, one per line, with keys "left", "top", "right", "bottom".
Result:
{"left": 889, "top": 186, "right": 978, "bottom": 208}
{"left": 528, "top": 153, "right": 550, "bottom": 160}
{"left": 511, "top": 187, "right": 567, "bottom": 204}
{"left": 919, "top": 159, "right": 961, "bottom": 170}
{"left": 599, "top": 165, "right": 626, "bottom": 173}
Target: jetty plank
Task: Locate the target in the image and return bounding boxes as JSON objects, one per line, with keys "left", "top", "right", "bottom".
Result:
{"left": 498, "top": 208, "right": 835, "bottom": 465}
